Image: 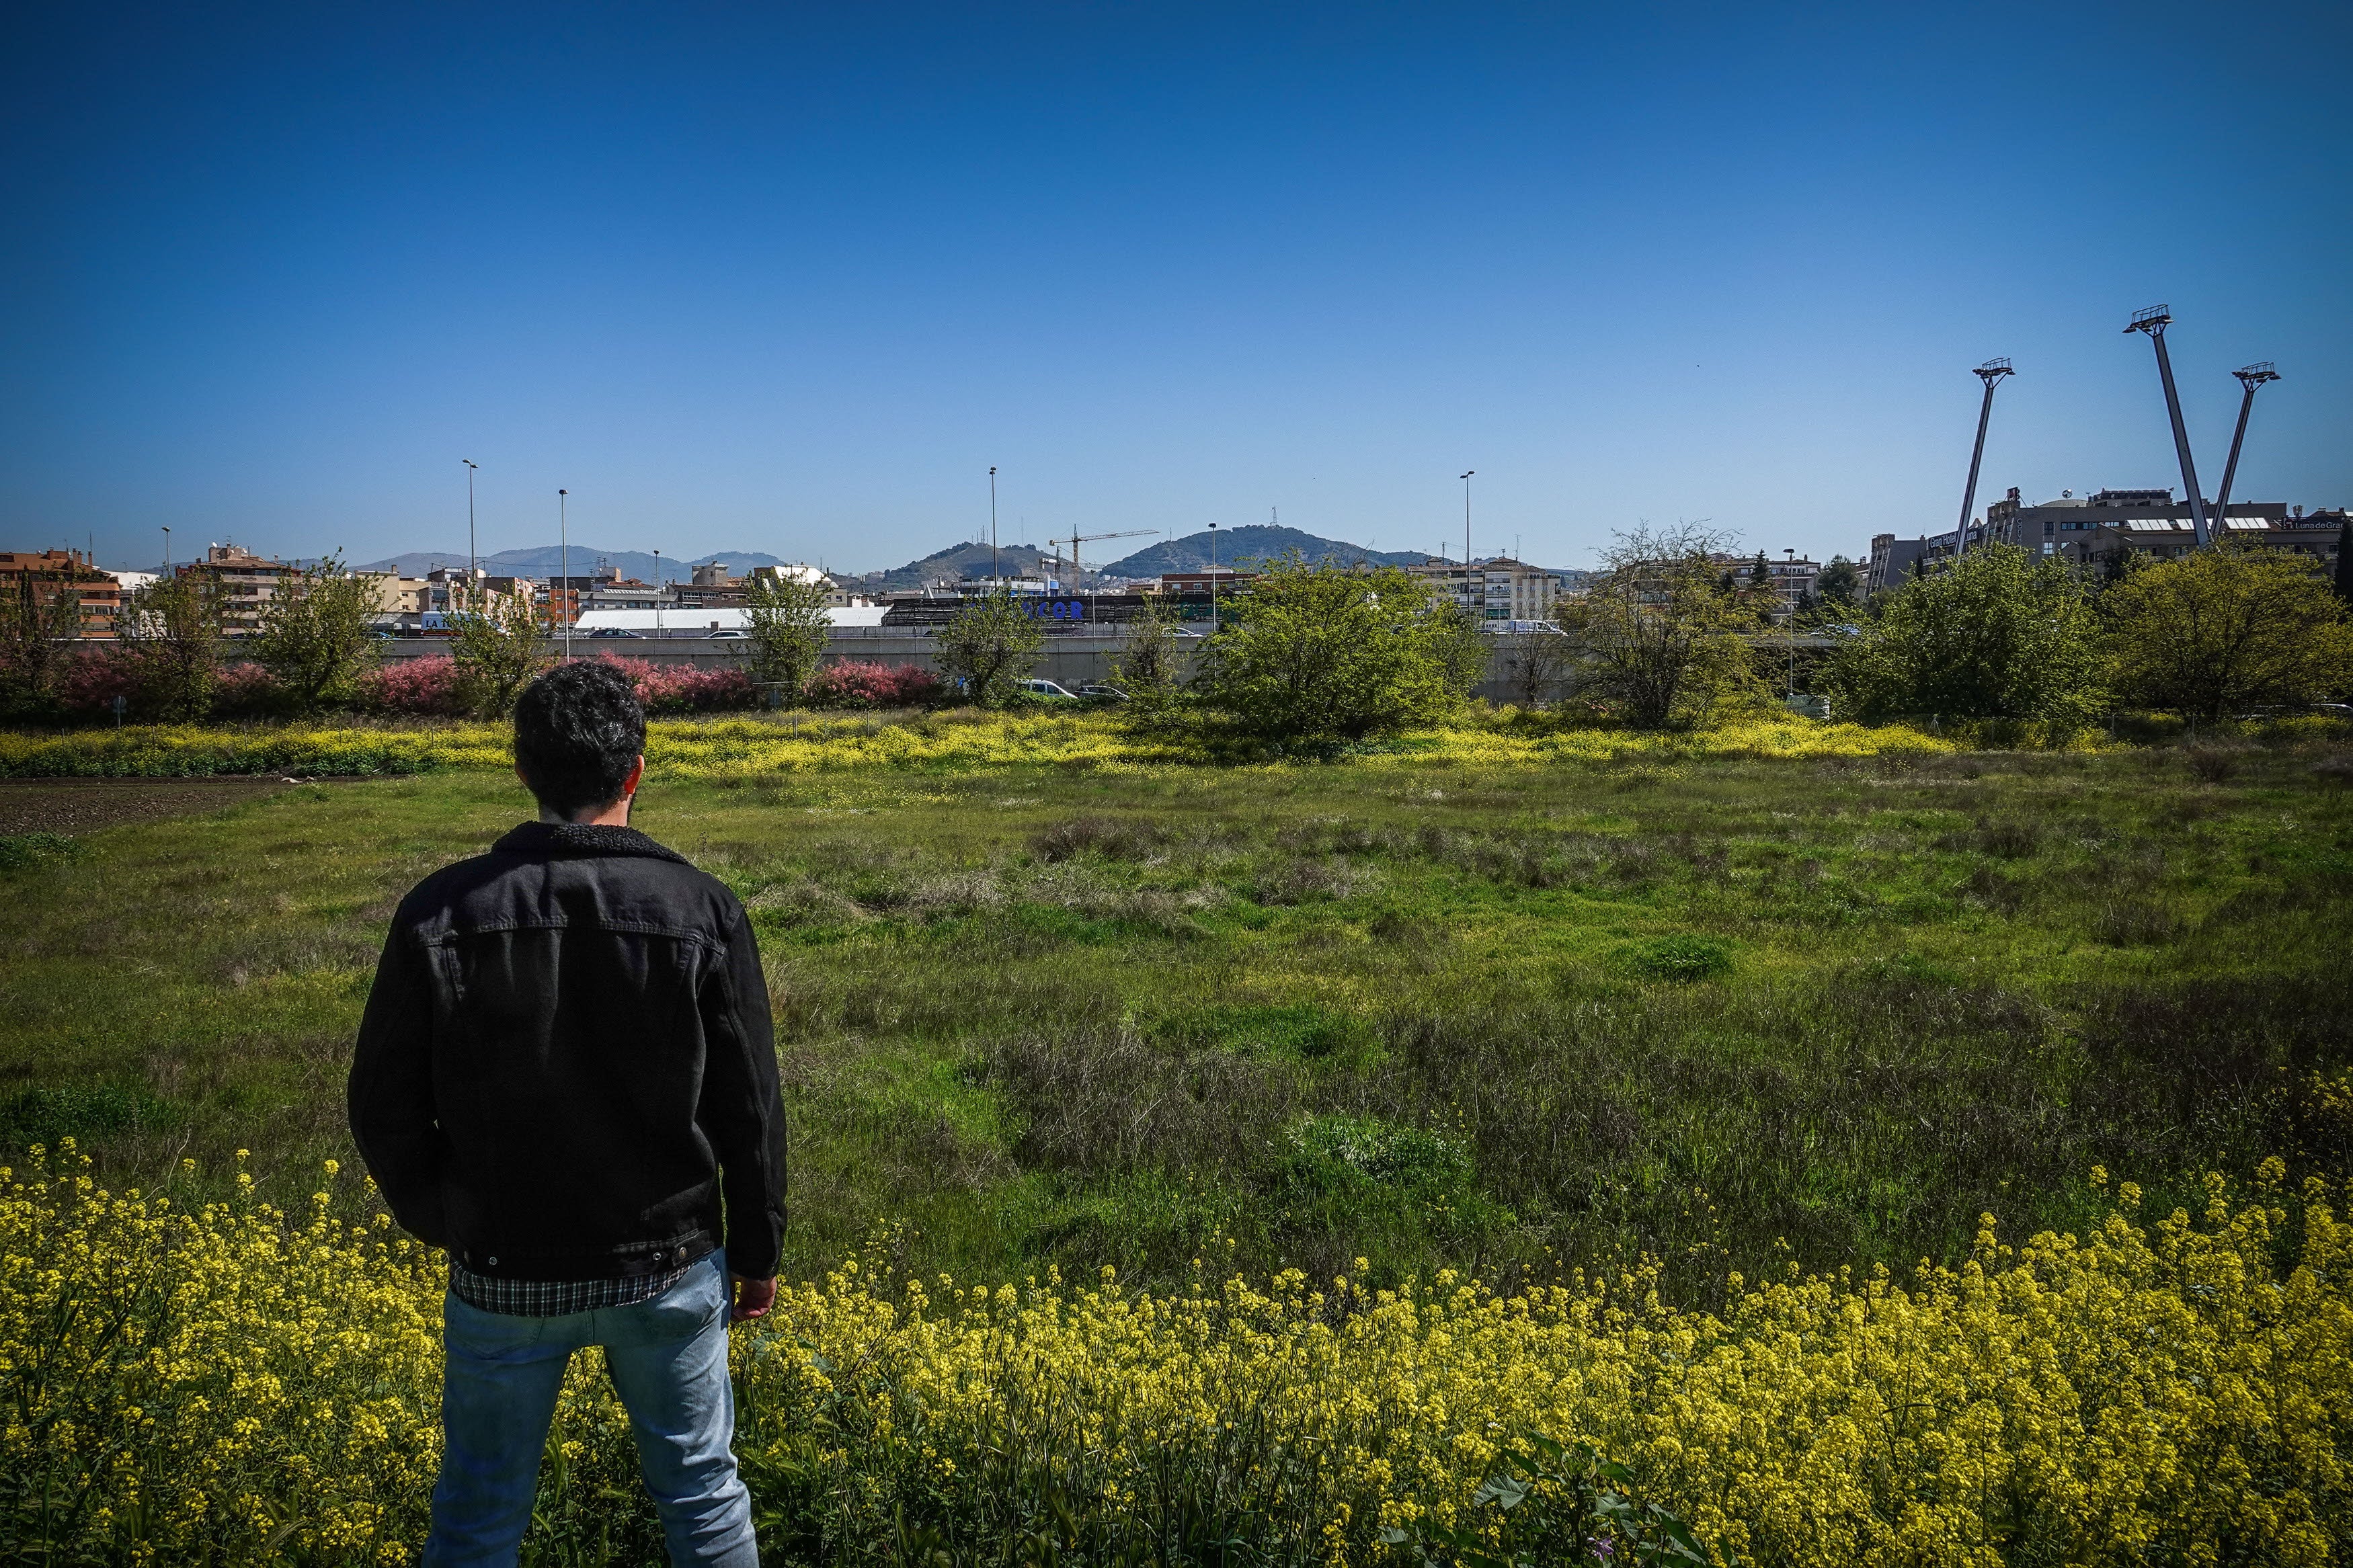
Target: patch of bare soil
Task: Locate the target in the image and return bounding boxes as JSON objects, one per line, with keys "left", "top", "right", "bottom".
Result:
{"left": 0, "top": 778, "right": 305, "bottom": 835}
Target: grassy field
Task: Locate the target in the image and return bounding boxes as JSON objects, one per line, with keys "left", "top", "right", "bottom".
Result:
{"left": 6, "top": 732, "right": 2347, "bottom": 1304}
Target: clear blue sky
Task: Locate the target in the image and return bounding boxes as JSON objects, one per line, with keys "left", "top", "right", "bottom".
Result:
{"left": 5, "top": 2, "right": 2347, "bottom": 574}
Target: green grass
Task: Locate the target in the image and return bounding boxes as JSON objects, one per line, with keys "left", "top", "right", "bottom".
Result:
{"left": 3, "top": 744, "right": 2349, "bottom": 1301}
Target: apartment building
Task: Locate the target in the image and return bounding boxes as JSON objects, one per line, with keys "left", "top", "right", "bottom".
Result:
{"left": 1408, "top": 557, "right": 1571, "bottom": 622}
{"left": 170, "top": 543, "right": 303, "bottom": 635}
{"left": 1706, "top": 553, "right": 1820, "bottom": 620}
{"left": 0, "top": 549, "right": 124, "bottom": 637}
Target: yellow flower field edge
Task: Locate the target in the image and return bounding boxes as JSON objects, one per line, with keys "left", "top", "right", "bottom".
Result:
{"left": 4, "top": 1149, "right": 2348, "bottom": 1565}
{"left": 0, "top": 712, "right": 1954, "bottom": 780}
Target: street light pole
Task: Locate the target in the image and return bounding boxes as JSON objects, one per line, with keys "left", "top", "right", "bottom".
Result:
{"left": 1449, "top": 470, "right": 1468, "bottom": 616}
{"left": 653, "top": 548, "right": 662, "bottom": 641}
{"left": 160, "top": 526, "right": 171, "bottom": 577}
{"left": 559, "top": 489, "right": 571, "bottom": 663}
{"left": 1207, "top": 522, "right": 1220, "bottom": 634}
{"left": 1784, "top": 548, "right": 1798, "bottom": 698}
{"left": 463, "top": 460, "right": 479, "bottom": 591}
{"left": 989, "top": 467, "right": 998, "bottom": 590}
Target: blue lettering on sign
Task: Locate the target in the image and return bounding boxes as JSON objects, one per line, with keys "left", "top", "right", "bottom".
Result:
{"left": 1023, "top": 599, "right": 1088, "bottom": 621}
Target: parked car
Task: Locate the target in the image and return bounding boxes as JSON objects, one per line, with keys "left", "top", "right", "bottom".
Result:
{"left": 1016, "top": 678, "right": 1078, "bottom": 700}
{"left": 1074, "top": 684, "right": 1129, "bottom": 702}
{"left": 707, "top": 629, "right": 748, "bottom": 639}
{"left": 583, "top": 628, "right": 642, "bottom": 638}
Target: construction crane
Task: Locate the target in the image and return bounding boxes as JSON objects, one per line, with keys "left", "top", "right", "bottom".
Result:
{"left": 1051, "top": 528, "right": 1155, "bottom": 587}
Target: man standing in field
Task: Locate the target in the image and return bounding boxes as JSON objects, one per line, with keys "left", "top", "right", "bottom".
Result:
{"left": 349, "top": 661, "right": 783, "bottom": 1567}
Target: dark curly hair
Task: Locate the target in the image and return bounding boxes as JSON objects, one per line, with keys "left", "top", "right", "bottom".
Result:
{"left": 512, "top": 662, "right": 647, "bottom": 817}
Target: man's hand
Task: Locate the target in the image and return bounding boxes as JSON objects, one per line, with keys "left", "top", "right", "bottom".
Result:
{"left": 730, "top": 1274, "right": 777, "bottom": 1322}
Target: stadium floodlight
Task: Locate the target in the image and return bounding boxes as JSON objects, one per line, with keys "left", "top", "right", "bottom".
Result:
{"left": 2123, "top": 306, "right": 2213, "bottom": 548}
{"left": 2210, "top": 363, "right": 2281, "bottom": 536}
{"left": 1953, "top": 359, "right": 2014, "bottom": 558}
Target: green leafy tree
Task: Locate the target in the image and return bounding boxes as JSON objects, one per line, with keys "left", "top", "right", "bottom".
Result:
{"left": 1556, "top": 525, "right": 1763, "bottom": 729}
{"left": 2102, "top": 544, "right": 2353, "bottom": 720}
{"left": 1182, "top": 558, "right": 1478, "bottom": 753}
{"left": 936, "top": 590, "right": 1045, "bottom": 706}
{"left": 1500, "top": 624, "right": 1577, "bottom": 708}
{"left": 113, "top": 572, "right": 224, "bottom": 720}
{"left": 1109, "top": 592, "right": 1187, "bottom": 727}
{"left": 249, "top": 554, "right": 383, "bottom": 712}
{"left": 742, "top": 571, "right": 833, "bottom": 704}
{"left": 1814, "top": 555, "right": 1860, "bottom": 611}
{"left": 0, "top": 570, "right": 91, "bottom": 718}
{"left": 450, "top": 591, "right": 550, "bottom": 717}
{"left": 1825, "top": 542, "right": 2103, "bottom": 724}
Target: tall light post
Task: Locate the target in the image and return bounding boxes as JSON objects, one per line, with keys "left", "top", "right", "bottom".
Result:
{"left": 2125, "top": 306, "right": 2213, "bottom": 548}
{"left": 558, "top": 489, "right": 571, "bottom": 663}
{"left": 653, "top": 548, "right": 663, "bottom": 641}
{"left": 1953, "top": 359, "right": 2013, "bottom": 559}
{"left": 2210, "top": 362, "right": 2280, "bottom": 539}
{"left": 1783, "top": 548, "right": 1798, "bottom": 697}
{"left": 463, "top": 459, "right": 479, "bottom": 590}
{"left": 1207, "top": 522, "right": 1220, "bottom": 633}
{"left": 1460, "top": 471, "right": 1475, "bottom": 570}
{"left": 989, "top": 466, "right": 999, "bottom": 590}
{"left": 160, "top": 526, "right": 171, "bottom": 577}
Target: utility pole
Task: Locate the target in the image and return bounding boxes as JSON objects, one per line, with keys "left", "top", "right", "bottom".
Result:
{"left": 988, "top": 467, "right": 998, "bottom": 590}
{"left": 2210, "top": 362, "right": 2280, "bottom": 538}
{"left": 1953, "top": 360, "right": 2013, "bottom": 558}
{"left": 559, "top": 489, "right": 571, "bottom": 663}
{"left": 2125, "top": 306, "right": 2212, "bottom": 548}
{"left": 463, "top": 459, "right": 479, "bottom": 589}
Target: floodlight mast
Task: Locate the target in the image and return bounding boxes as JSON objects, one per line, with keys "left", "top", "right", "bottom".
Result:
{"left": 1954, "top": 359, "right": 2014, "bottom": 559}
{"left": 2210, "top": 362, "right": 2280, "bottom": 541}
{"left": 2124, "top": 306, "right": 2213, "bottom": 548}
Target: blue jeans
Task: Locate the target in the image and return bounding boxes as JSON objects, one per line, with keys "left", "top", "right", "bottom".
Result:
{"left": 424, "top": 1253, "right": 757, "bottom": 1567}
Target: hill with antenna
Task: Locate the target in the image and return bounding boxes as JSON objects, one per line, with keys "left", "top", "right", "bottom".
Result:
{"left": 1098, "top": 526, "right": 1432, "bottom": 578}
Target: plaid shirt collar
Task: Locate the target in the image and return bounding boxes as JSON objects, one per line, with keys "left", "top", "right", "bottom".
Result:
{"left": 450, "top": 1255, "right": 703, "bottom": 1318}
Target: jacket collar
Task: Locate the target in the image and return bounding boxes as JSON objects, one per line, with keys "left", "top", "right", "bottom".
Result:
{"left": 493, "top": 821, "right": 691, "bottom": 865}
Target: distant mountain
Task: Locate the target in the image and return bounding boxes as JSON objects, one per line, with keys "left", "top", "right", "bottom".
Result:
{"left": 358, "top": 530, "right": 1585, "bottom": 594}
{"left": 1098, "top": 526, "right": 1434, "bottom": 579}
{"left": 836, "top": 540, "right": 1074, "bottom": 595}
{"left": 356, "top": 546, "right": 800, "bottom": 585}
{"left": 834, "top": 525, "right": 1546, "bottom": 595}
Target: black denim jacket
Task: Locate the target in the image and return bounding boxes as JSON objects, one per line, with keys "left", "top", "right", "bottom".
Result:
{"left": 348, "top": 822, "right": 785, "bottom": 1282}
